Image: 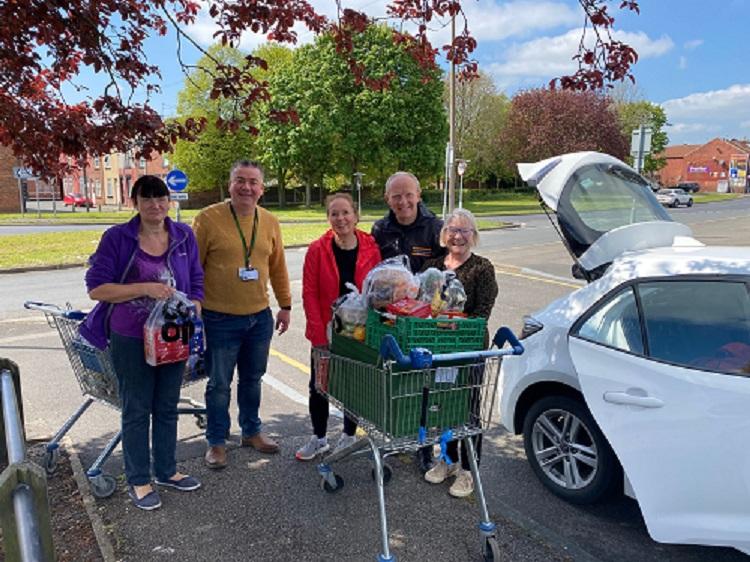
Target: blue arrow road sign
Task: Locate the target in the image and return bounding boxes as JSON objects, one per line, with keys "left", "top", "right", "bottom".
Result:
{"left": 166, "top": 169, "right": 189, "bottom": 191}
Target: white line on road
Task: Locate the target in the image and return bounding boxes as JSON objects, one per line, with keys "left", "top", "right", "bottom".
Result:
{"left": 0, "top": 331, "right": 58, "bottom": 345}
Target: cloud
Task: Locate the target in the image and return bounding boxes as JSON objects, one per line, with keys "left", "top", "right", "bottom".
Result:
{"left": 683, "top": 39, "right": 704, "bottom": 50}
{"left": 679, "top": 56, "right": 687, "bottom": 70}
{"left": 484, "top": 28, "right": 673, "bottom": 91}
{"left": 662, "top": 84, "right": 750, "bottom": 143}
{"left": 184, "top": 0, "right": 582, "bottom": 53}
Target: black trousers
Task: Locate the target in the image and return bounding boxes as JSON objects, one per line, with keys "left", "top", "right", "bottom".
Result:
{"left": 309, "top": 351, "right": 356, "bottom": 438}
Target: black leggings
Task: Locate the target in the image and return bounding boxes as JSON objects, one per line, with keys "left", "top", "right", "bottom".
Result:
{"left": 445, "top": 362, "right": 484, "bottom": 470}
{"left": 309, "top": 351, "right": 356, "bottom": 438}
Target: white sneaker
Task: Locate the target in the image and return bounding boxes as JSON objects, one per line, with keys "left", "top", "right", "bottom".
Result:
{"left": 449, "top": 469, "right": 474, "bottom": 498}
{"left": 295, "top": 436, "right": 329, "bottom": 461}
{"left": 333, "top": 433, "right": 358, "bottom": 453}
{"left": 424, "top": 460, "right": 459, "bottom": 484}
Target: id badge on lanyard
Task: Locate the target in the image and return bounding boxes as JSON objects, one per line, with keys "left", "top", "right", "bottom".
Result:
{"left": 230, "top": 203, "right": 259, "bottom": 282}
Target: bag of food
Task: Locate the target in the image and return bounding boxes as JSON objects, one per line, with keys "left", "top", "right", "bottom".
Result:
{"left": 144, "top": 291, "right": 197, "bottom": 367}
{"left": 332, "top": 283, "right": 367, "bottom": 341}
{"left": 417, "top": 268, "right": 467, "bottom": 316}
{"left": 362, "top": 255, "right": 419, "bottom": 310}
{"left": 386, "top": 297, "right": 432, "bottom": 318}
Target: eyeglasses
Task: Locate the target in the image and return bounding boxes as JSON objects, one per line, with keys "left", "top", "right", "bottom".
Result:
{"left": 446, "top": 226, "right": 474, "bottom": 236}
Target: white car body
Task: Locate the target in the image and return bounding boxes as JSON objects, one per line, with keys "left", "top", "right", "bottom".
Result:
{"left": 500, "top": 151, "right": 750, "bottom": 555}
{"left": 656, "top": 188, "right": 693, "bottom": 207}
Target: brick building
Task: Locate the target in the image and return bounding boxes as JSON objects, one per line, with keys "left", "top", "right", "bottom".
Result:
{"left": 0, "top": 144, "right": 21, "bottom": 212}
{"left": 657, "top": 138, "right": 750, "bottom": 193}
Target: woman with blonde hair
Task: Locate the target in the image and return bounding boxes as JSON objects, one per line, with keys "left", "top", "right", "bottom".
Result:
{"left": 419, "top": 208, "right": 498, "bottom": 497}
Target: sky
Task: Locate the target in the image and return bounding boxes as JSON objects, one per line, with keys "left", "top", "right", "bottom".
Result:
{"left": 133, "top": 0, "right": 750, "bottom": 147}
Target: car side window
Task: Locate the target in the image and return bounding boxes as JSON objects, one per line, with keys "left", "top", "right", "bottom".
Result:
{"left": 575, "top": 287, "right": 644, "bottom": 354}
{"left": 638, "top": 280, "right": 750, "bottom": 375}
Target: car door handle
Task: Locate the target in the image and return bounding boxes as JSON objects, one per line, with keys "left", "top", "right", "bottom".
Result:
{"left": 603, "top": 391, "right": 664, "bottom": 409}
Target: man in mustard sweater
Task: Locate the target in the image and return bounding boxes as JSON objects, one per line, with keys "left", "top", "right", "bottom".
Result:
{"left": 193, "top": 160, "right": 292, "bottom": 469}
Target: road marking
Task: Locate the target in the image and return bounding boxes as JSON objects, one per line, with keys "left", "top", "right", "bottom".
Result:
{"left": 494, "top": 264, "right": 582, "bottom": 289}
{"left": 266, "top": 348, "right": 342, "bottom": 418}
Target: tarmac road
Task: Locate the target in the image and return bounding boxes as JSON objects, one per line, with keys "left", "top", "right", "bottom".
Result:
{"left": 1, "top": 197, "right": 749, "bottom": 561}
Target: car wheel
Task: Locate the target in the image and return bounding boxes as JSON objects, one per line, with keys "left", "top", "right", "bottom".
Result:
{"left": 522, "top": 395, "right": 621, "bottom": 504}
{"left": 670, "top": 200, "right": 678, "bottom": 208}
{"left": 687, "top": 199, "right": 693, "bottom": 207}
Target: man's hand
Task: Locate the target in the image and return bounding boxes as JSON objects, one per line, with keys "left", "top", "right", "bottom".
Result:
{"left": 276, "top": 309, "right": 291, "bottom": 335}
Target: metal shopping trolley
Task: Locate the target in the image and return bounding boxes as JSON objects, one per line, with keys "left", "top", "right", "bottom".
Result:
{"left": 24, "top": 301, "right": 207, "bottom": 498}
{"left": 313, "top": 327, "right": 524, "bottom": 562}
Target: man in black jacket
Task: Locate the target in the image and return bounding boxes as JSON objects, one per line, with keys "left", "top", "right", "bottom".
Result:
{"left": 371, "top": 171, "right": 445, "bottom": 473}
{"left": 371, "top": 171, "right": 445, "bottom": 273}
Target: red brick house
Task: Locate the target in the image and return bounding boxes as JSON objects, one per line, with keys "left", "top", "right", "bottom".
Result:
{"left": 657, "top": 138, "right": 750, "bottom": 193}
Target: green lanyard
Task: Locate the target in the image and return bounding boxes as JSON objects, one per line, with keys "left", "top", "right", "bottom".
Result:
{"left": 229, "top": 203, "right": 258, "bottom": 268}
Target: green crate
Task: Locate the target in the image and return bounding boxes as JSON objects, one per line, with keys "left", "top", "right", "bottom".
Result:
{"left": 365, "top": 309, "right": 486, "bottom": 354}
{"left": 327, "top": 334, "right": 476, "bottom": 438}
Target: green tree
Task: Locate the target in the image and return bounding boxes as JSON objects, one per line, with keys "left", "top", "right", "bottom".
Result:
{"left": 614, "top": 100, "right": 669, "bottom": 175}
{"left": 450, "top": 72, "right": 512, "bottom": 187}
{"left": 172, "top": 44, "right": 255, "bottom": 198}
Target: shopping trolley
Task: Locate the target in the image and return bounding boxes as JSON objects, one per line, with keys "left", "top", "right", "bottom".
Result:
{"left": 313, "top": 327, "right": 524, "bottom": 562}
{"left": 24, "top": 301, "right": 207, "bottom": 498}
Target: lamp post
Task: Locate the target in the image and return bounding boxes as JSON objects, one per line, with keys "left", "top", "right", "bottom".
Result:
{"left": 456, "top": 159, "right": 469, "bottom": 208}
{"left": 447, "top": 14, "right": 456, "bottom": 214}
{"left": 353, "top": 171, "right": 364, "bottom": 215}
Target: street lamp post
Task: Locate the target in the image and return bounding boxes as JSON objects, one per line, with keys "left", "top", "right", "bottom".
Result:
{"left": 353, "top": 172, "right": 364, "bottom": 215}
{"left": 456, "top": 159, "right": 469, "bottom": 208}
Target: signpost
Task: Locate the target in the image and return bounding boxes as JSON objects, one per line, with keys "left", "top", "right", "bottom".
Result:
{"left": 456, "top": 159, "right": 469, "bottom": 209}
{"left": 353, "top": 172, "right": 364, "bottom": 215}
{"left": 166, "top": 169, "right": 189, "bottom": 222}
{"left": 630, "top": 125, "right": 653, "bottom": 174}
{"left": 12, "top": 167, "right": 37, "bottom": 215}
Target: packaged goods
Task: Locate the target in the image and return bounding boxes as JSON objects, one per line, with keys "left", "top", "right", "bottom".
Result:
{"left": 362, "top": 255, "right": 419, "bottom": 310}
{"left": 386, "top": 297, "right": 432, "bottom": 318}
{"left": 144, "top": 291, "right": 197, "bottom": 366}
{"left": 331, "top": 283, "right": 368, "bottom": 340}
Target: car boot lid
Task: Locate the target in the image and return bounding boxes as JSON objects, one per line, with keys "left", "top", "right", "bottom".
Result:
{"left": 518, "top": 151, "right": 697, "bottom": 276}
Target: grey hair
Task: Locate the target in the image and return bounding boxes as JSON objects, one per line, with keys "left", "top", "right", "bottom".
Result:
{"left": 439, "top": 208, "right": 479, "bottom": 248}
{"left": 384, "top": 171, "right": 421, "bottom": 195}
{"left": 230, "top": 159, "right": 264, "bottom": 181}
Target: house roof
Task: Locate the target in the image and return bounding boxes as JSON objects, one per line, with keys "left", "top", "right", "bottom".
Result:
{"left": 662, "top": 144, "right": 700, "bottom": 158}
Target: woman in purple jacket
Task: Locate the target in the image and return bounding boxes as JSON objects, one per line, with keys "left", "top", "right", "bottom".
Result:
{"left": 81, "top": 175, "right": 204, "bottom": 511}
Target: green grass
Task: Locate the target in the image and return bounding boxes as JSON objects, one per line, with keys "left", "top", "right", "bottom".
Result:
{"left": 0, "top": 218, "right": 512, "bottom": 270}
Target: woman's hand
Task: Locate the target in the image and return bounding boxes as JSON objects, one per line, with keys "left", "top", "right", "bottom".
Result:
{"left": 141, "top": 283, "right": 176, "bottom": 300}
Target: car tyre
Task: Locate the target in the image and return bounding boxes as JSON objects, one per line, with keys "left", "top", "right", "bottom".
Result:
{"left": 522, "top": 395, "right": 621, "bottom": 505}
{"left": 687, "top": 199, "right": 693, "bottom": 207}
{"left": 670, "top": 200, "right": 678, "bottom": 208}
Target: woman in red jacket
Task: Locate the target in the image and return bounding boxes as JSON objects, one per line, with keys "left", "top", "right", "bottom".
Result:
{"left": 297, "top": 193, "right": 381, "bottom": 460}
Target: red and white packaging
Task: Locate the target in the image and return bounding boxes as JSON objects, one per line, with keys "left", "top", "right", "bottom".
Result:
{"left": 144, "top": 293, "right": 195, "bottom": 366}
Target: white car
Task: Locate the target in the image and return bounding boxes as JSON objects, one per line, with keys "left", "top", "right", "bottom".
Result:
{"left": 499, "top": 151, "right": 750, "bottom": 555}
{"left": 656, "top": 188, "right": 693, "bottom": 207}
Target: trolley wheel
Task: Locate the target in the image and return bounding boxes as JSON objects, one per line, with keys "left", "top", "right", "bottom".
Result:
{"left": 195, "top": 415, "right": 207, "bottom": 429}
{"left": 44, "top": 448, "right": 60, "bottom": 475}
{"left": 321, "top": 474, "right": 345, "bottom": 494}
{"left": 89, "top": 474, "right": 117, "bottom": 498}
{"left": 371, "top": 463, "right": 393, "bottom": 485}
{"left": 482, "top": 536, "right": 501, "bottom": 562}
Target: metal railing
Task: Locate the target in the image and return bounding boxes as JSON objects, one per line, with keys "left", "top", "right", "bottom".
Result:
{"left": 0, "top": 368, "right": 55, "bottom": 561}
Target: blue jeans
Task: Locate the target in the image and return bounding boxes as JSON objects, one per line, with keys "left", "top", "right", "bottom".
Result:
{"left": 110, "top": 333, "right": 184, "bottom": 486}
{"left": 203, "top": 308, "right": 274, "bottom": 446}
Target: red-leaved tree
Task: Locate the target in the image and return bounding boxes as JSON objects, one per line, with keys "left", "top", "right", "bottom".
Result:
{"left": 500, "top": 88, "right": 629, "bottom": 167}
{"left": 0, "top": 0, "right": 639, "bottom": 176}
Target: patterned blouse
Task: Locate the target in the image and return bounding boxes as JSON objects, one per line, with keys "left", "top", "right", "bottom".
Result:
{"left": 420, "top": 253, "right": 499, "bottom": 320}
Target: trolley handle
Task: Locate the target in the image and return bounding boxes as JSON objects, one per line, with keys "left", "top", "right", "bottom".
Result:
{"left": 24, "top": 301, "right": 87, "bottom": 320}
{"left": 379, "top": 326, "right": 524, "bottom": 369}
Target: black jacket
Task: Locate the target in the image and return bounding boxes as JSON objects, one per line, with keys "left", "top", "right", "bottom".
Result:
{"left": 371, "top": 203, "right": 446, "bottom": 273}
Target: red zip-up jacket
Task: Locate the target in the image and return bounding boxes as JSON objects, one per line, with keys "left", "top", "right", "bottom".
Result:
{"left": 303, "top": 229, "right": 382, "bottom": 347}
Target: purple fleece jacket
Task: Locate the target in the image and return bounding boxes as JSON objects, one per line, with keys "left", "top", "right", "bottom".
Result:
{"left": 80, "top": 215, "right": 204, "bottom": 349}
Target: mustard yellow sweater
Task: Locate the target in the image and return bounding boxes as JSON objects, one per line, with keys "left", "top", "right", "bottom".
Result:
{"left": 192, "top": 202, "right": 292, "bottom": 315}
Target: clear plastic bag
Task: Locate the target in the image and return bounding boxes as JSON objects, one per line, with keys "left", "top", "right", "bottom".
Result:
{"left": 362, "top": 255, "right": 419, "bottom": 310}
{"left": 331, "top": 283, "right": 367, "bottom": 341}
{"left": 416, "top": 268, "right": 467, "bottom": 315}
{"left": 144, "top": 290, "right": 198, "bottom": 366}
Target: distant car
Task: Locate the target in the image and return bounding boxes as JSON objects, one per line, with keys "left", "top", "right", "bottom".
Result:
{"left": 63, "top": 193, "right": 94, "bottom": 208}
{"left": 656, "top": 188, "right": 693, "bottom": 208}
{"left": 676, "top": 181, "right": 700, "bottom": 193}
{"left": 502, "top": 151, "right": 750, "bottom": 556}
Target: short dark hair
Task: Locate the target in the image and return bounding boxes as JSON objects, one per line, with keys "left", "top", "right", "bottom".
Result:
{"left": 131, "top": 175, "right": 169, "bottom": 201}
{"left": 230, "top": 160, "right": 264, "bottom": 180}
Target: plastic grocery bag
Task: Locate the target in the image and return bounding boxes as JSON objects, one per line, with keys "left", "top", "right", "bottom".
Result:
{"left": 416, "top": 268, "right": 467, "bottom": 315}
{"left": 362, "top": 255, "right": 419, "bottom": 310}
{"left": 332, "top": 283, "right": 368, "bottom": 341}
{"left": 144, "top": 291, "right": 198, "bottom": 367}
